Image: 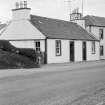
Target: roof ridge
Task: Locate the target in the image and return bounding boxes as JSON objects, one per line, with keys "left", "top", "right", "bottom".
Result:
{"left": 30, "top": 14, "right": 77, "bottom": 25}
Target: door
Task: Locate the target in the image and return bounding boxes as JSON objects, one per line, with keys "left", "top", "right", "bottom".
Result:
{"left": 82, "top": 42, "right": 87, "bottom": 61}
{"left": 70, "top": 41, "right": 74, "bottom": 62}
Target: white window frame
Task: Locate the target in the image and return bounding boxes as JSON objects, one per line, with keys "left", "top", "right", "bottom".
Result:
{"left": 34, "top": 41, "right": 40, "bottom": 52}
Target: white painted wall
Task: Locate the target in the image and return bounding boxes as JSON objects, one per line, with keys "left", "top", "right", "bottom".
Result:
{"left": 86, "top": 26, "right": 105, "bottom": 59}
{"left": 74, "top": 41, "right": 82, "bottom": 62}
{"left": 0, "top": 20, "right": 45, "bottom": 40}
{"left": 86, "top": 41, "right": 100, "bottom": 61}
{"left": 47, "top": 39, "right": 99, "bottom": 64}
{"left": 72, "top": 19, "right": 85, "bottom": 28}
{"left": 47, "top": 39, "right": 70, "bottom": 64}
{"left": 10, "top": 40, "right": 45, "bottom": 52}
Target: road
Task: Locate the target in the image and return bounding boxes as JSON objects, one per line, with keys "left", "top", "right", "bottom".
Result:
{"left": 0, "top": 61, "right": 105, "bottom": 105}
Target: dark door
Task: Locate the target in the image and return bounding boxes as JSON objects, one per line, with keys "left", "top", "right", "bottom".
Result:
{"left": 70, "top": 41, "right": 74, "bottom": 62}
{"left": 82, "top": 42, "right": 87, "bottom": 61}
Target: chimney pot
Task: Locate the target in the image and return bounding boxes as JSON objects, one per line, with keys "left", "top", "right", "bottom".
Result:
{"left": 20, "top": 1, "right": 24, "bottom": 8}
{"left": 15, "top": 2, "right": 19, "bottom": 9}
{"left": 24, "top": 1, "right": 27, "bottom": 8}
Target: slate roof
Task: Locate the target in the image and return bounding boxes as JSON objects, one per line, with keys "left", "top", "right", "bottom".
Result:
{"left": 84, "top": 15, "right": 105, "bottom": 27}
{"left": 0, "top": 24, "right": 6, "bottom": 30}
{"left": 30, "top": 15, "right": 98, "bottom": 41}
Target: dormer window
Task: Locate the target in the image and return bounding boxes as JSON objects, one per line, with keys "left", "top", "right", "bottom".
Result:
{"left": 99, "top": 29, "right": 104, "bottom": 40}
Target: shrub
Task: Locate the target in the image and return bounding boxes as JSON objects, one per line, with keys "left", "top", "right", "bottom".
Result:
{"left": 0, "top": 50, "right": 36, "bottom": 69}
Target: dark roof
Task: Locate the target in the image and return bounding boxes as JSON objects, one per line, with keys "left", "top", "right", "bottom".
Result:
{"left": 84, "top": 15, "right": 105, "bottom": 27}
{"left": 0, "top": 24, "right": 6, "bottom": 30}
{"left": 30, "top": 15, "right": 98, "bottom": 41}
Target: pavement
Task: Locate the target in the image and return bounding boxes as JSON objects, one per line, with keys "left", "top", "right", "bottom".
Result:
{"left": 0, "top": 60, "right": 104, "bottom": 78}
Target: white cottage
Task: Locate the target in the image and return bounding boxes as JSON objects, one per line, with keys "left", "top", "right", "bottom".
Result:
{"left": 0, "top": 1, "right": 100, "bottom": 64}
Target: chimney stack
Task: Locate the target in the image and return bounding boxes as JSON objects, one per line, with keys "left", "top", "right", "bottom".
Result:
{"left": 12, "top": 1, "right": 31, "bottom": 20}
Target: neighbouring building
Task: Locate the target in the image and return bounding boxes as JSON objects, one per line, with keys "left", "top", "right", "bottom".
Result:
{"left": 0, "top": 1, "right": 100, "bottom": 64}
{"left": 84, "top": 15, "right": 105, "bottom": 60}
{"left": 70, "top": 9, "right": 105, "bottom": 60}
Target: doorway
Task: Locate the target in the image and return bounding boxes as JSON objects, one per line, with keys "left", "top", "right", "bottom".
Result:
{"left": 82, "top": 42, "right": 87, "bottom": 61}
{"left": 70, "top": 41, "right": 74, "bottom": 62}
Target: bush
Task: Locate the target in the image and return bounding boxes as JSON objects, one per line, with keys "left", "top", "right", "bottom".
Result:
{"left": 0, "top": 40, "right": 45, "bottom": 69}
{"left": 0, "top": 50, "right": 36, "bottom": 69}
{"left": 0, "top": 40, "right": 16, "bottom": 52}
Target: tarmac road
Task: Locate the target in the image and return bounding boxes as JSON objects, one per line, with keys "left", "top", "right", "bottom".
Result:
{"left": 0, "top": 61, "right": 105, "bottom": 105}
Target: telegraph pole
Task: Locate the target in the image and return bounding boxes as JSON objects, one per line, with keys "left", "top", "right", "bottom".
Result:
{"left": 82, "top": 0, "right": 84, "bottom": 16}
{"left": 64, "top": 0, "right": 72, "bottom": 16}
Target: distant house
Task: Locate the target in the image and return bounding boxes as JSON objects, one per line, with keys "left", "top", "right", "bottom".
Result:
{"left": 84, "top": 15, "right": 105, "bottom": 60}
{"left": 0, "top": 1, "right": 100, "bottom": 64}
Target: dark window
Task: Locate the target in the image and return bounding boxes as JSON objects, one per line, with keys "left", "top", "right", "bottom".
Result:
{"left": 92, "top": 41, "right": 96, "bottom": 54}
{"left": 99, "top": 29, "right": 104, "bottom": 40}
{"left": 56, "top": 40, "right": 61, "bottom": 56}
{"left": 35, "top": 41, "right": 40, "bottom": 51}
{"left": 100, "top": 46, "right": 104, "bottom": 56}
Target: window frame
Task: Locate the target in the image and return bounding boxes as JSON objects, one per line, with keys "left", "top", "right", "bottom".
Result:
{"left": 35, "top": 41, "right": 40, "bottom": 52}
{"left": 55, "top": 40, "right": 61, "bottom": 56}
{"left": 92, "top": 41, "right": 96, "bottom": 54}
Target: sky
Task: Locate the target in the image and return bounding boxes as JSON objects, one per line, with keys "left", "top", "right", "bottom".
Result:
{"left": 0, "top": 0, "right": 105, "bottom": 22}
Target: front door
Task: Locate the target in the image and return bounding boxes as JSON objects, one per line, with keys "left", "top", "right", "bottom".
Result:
{"left": 70, "top": 41, "right": 74, "bottom": 62}
{"left": 82, "top": 42, "right": 87, "bottom": 61}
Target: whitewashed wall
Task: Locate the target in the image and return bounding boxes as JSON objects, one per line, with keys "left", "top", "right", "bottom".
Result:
{"left": 0, "top": 20, "right": 45, "bottom": 40}
{"left": 47, "top": 39, "right": 70, "bottom": 64}
{"left": 74, "top": 41, "right": 82, "bottom": 62}
{"left": 86, "top": 41, "right": 100, "bottom": 61}
{"left": 86, "top": 26, "right": 105, "bottom": 59}
{"left": 10, "top": 40, "right": 45, "bottom": 52}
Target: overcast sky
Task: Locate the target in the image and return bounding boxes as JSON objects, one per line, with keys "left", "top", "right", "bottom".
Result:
{"left": 0, "top": 0, "right": 105, "bottom": 22}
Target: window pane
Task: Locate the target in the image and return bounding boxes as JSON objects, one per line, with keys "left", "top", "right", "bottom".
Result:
{"left": 56, "top": 40, "right": 61, "bottom": 56}
{"left": 35, "top": 41, "right": 40, "bottom": 51}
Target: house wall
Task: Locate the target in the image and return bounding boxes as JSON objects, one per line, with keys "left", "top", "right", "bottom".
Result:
{"left": 86, "top": 41, "right": 100, "bottom": 61}
{"left": 10, "top": 40, "right": 45, "bottom": 52}
{"left": 0, "top": 20, "right": 45, "bottom": 40}
{"left": 74, "top": 40, "right": 82, "bottom": 62}
{"left": 47, "top": 39, "right": 99, "bottom": 64}
{"left": 47, "top": 39, "right": 70, "bottom": 63}
{"left": 86, "top": 26, "right": 105, "bottom": 59}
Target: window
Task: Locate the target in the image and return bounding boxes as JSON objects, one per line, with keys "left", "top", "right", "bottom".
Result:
{"left": 99, "top": 29, "right": 104, "bottom": 40}
{"left": 35, "top": 41, "right": 40, "bottom": 51}
{"left": 56, "top": 40, "right": 61, "bottom": 56}
{"left": 92, "top": 41, "right": 96, "bottom": 54}
{"left": 100, "top": 46, "right": 104, "bottom": 56}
